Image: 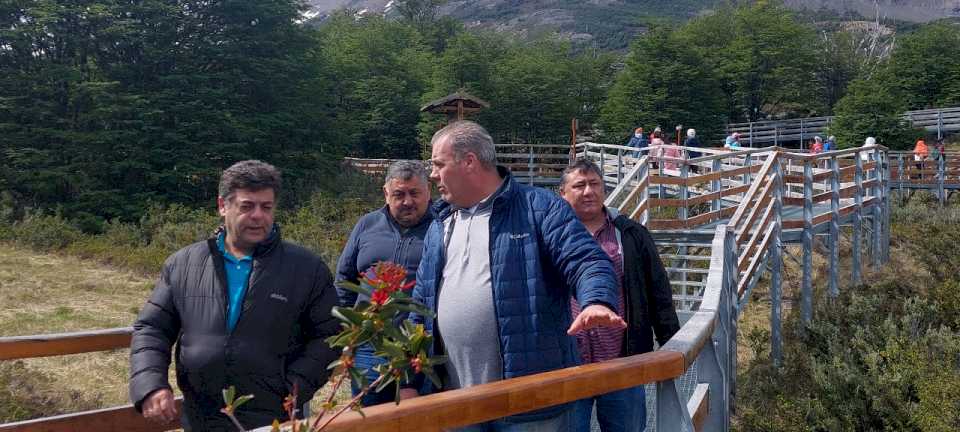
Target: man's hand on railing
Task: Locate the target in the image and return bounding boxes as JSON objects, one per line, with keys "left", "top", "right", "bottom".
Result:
{"left": 567, "top": 304, "right": 626, "bottom": 335}
{"left": 142, "top": 388, "right": 178, "bottom": 424}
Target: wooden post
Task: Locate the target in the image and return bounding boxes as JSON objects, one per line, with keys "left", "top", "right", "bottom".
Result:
{"left": 802, "top": 160, "right": 814, "bottom": 324}
{"left": 829, "top": 156, "right": 840, "bottom": 297}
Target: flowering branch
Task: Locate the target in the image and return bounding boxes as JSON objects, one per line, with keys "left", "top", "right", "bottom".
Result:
{"left": 222, "top": 262, "right": 445, "bottom": 431}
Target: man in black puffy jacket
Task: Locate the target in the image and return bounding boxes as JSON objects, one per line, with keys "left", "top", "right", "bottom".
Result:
{"left": 560, "top": 159, "right": 680, "bottom": 432}
{"left": 129, "top": 160, "right": 339, "bottom": 431}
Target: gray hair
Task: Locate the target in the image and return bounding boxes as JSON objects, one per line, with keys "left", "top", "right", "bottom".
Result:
{"left": 385, "top": 160, "right": 429, "bottom": 185}
{"left": 219, "top": 160, "right": 282, "bottom": 200}
{"left": 430, "top": 120, "right": 497, "bottom": 169}
{"left": 560, "top": 159, "right": 604, "bottom": 189}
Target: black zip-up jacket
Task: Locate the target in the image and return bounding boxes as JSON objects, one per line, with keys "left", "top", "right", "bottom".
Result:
{"left": 613, "top": 215, "right": 681, "bottom": 355}
{"left": 129, "top": 226, "right": 339, "bottom": 431}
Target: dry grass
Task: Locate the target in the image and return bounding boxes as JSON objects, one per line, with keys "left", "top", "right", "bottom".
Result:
{"left": 0, "top": 244, "right": 157, "bottom": 414}
{"left": 0, "top": 243, "right": 349, "bottom": 423}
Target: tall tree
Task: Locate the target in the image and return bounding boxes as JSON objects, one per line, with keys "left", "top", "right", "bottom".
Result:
{"left": 600, "top": 27, "right": 726, "bottom": 145}
{"left": 883, "top": 22, "right": 960, "bottom": 109}
{"left": 317, "top": 12, "right": 431, "bottom": 159}
{"left": 679, "top": 1, "right": 819, "bottom": 121}
{"left": 0, "top": 0, "right": 333, "bottom": 226}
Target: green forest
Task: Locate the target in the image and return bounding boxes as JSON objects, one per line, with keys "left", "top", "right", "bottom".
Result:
{"left": 1, "top": 0, "right": 959, "bottom": 227}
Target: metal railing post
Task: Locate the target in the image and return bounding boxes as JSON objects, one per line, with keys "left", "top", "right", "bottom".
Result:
{"left": 852, "top": 152, "right": 863, "bottom": 285}
{"left": 771, "top": 159, "right": 784, "bottom": 366}
{"left": 656, "top": 379, "right": 694, "bottom": 431}
{"left": 712, "top": 158, "right": 723, "bottom": 213}
{"left": 872, "top": 151, "right": 883, "bottom": 270}
{"left": 802, "top": 160, "right": 814, "bottom": 324}
{"left": 938, "top": 155, "right": 945, "bottom": 206}
{"left": 829, "top": 156, "right": 840, "bottom": 297}
{"left": 882, "top": 151, "right": 891, "bottom": 263}
{"left": 527, "top": 146, "right": 535, "bottom": 186}
{"left": 680, "top": 163, "right": 689, "bottom": 220}
{"left": 617, "top": 149, "right": 623, "bottom": 186}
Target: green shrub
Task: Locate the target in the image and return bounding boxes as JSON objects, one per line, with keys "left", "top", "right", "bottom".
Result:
{"left": 9, "top": 212, "right": 82, "bottom": 251}
{"left": 281, "top": 191, "right": 378, "bottom": 266}
{"left": 138, "top": 203, "right": 219, "bottom": 252}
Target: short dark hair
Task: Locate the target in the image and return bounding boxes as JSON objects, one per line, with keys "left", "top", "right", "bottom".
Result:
{"left": 219, "top": 160, "right": 282, "bottom": 200}
{"left": 560, "top": 159, "right": 604, "bottom": 189}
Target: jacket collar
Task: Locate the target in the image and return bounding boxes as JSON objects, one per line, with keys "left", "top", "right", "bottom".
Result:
{"left": 209, "top": 224, "right": 282, "bottom": 258}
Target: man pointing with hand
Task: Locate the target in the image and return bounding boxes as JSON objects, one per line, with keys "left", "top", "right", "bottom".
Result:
{"left": 407, "top": 121, "right": 624, "bottom": 431}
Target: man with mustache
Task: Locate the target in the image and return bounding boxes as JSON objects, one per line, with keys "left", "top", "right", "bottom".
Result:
{"left": 336, "top": 160, "right": 433, "bottom": 405}
{"left": 559, "top": 159, "right": 679, "bottom": 432}
{"left": 130, "top": 160, "right": 339, "bottom": 430}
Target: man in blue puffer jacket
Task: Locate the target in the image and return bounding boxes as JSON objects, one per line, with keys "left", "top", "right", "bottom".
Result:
{"left": 407, "top": 121, "right": 625, "bottom": 431}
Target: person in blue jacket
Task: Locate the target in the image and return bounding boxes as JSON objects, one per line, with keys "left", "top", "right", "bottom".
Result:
{"left": 336, "top": 160, "right": 433, "bottom": 406}
{"left": 627, "top": 127, "right": 648, "bottom": 158}
{"left": 406, "top": 120, "right": 625, "bottom": 431}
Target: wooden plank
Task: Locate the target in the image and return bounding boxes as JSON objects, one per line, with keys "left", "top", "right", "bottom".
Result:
{"left": 323, "top": 351, "right": 685, "bottom": 431}
{"left": 0, "top": 327, "right": 133, "bottom": 360}
{"left": 0, "top": 399, "right": 183, "bottom": 432}
{"left": 650, "top": 175, "right": 687, "bottom": 186}
{"left": 729, "top": 155, "right": 777, "bottom": 228}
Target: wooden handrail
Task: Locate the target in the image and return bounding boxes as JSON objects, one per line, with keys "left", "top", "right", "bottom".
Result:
{"left": 324, "top": 351, "right": 685, "bottom": 431}
{"left": 0, "top": 398, "right": 183, "bottom": 432}
{"left": 0, "top": 327, "right": 133, "bottom": 360}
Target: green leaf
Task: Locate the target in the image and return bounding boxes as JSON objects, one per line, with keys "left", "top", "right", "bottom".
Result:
{"left": 337, "top": 281, "right": 372, "bottom": 298}
{"left": 332, "top": 306, "right": 366, "bottom": 326}
{"left": 223, "top": 385, "right": 236, "bottom": 405}
{"left": 233, "top": 394, "right": 255, "bottom": 410}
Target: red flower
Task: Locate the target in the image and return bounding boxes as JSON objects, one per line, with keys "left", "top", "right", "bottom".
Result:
{"left": 370, "top": 289, "right": 390, "bottom": 305}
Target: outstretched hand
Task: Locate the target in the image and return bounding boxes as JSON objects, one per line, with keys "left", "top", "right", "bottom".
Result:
{"left": 567, "top": 304, "right": 626, "bottom": 335}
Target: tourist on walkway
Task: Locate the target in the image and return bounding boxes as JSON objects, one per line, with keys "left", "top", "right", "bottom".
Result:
{"left": 824, "top": 135, "right": 836, "bottom": 152}
{"left": 559, "top": 159, "right": 680, "bottom": 432}
{"left": 810, "top": 136, "right": 824, "bottom": 154}
{"left": 724, "top": 132, "right": 741, "bottom": 149}
{"left": 683, "top": 128, "right": 702, "bottom": 174}
{"left": 627, "top": 127, "right": 648, "bottom": 158}
{"left": 407, "top": 120, "right": 625, "bottom": 431}
{"left": 336, "top": 160, "right": 433, "bottom": 406}
{"left": 914, "top": 137, "right": 929, "bottom": 179}
{"left": 130, "top": 161, "right": 339, "bottom": 430}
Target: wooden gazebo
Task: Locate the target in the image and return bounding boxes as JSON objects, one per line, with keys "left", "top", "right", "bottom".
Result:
{"left": 420, "top": 89, "right": 490, "bottom": 122}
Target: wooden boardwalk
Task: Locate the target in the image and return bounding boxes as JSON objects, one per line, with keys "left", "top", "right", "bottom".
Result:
{"left": 1, "top": 143, "right": 900, "bottom": 432}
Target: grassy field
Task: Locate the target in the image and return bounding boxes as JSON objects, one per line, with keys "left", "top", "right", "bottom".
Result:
{"left": 0, "top": 243, "right": 348, "bottom": 423}
{"left": 0, "top": 244, "right": 156, "bottom": 421}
